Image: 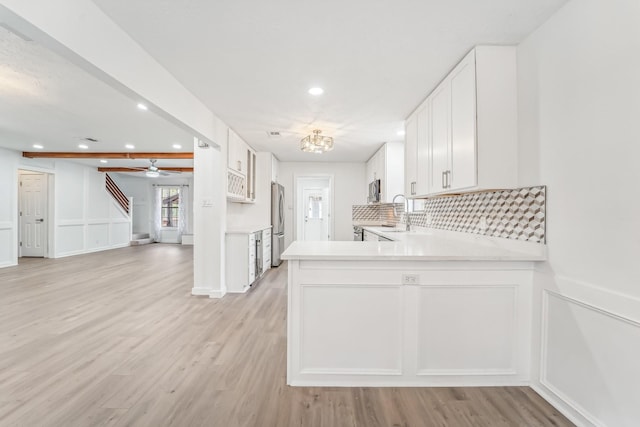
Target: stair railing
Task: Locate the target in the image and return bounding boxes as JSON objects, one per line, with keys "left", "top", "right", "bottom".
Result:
{"left": 105, "top": 173, "right": 130, "bottom": 215}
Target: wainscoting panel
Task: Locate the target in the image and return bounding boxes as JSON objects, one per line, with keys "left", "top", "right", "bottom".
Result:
{"left": 87, "top": 223, "right": 110, "bottom": 250}
{"left": 56, "top": 224, "right": 85, "bottom": 256}
{"left": 542, "top": 291, "right": 640, "bottom": 427}
{"left": 0, "top": 226, "right": 14, "bottom": 267}
{"left": 300, "top": 284, "right": 403, "bottom": 374}
{"left": 417, "top": 285, "right": 517, "bottom": 374}
{"left": 111, "top": 222, "right": 131, "bottom": 246}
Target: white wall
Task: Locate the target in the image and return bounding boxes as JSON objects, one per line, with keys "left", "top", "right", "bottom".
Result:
{"left": 0, "top": 148, "right": 20, "bottom": 267}
{"left": 279, "top": 162, "right": 366, "bottom": 247}
{"left": 192, "top": 121, "right": 228, "bottom": 298}
{"left": 0, "top": 147, "right": 132, "bottom": 267}
{"left": 111, "top": 173, "right": 193, "bottom": 243}
{"left": 517, "top": 1, "right": 640, "bottom": 425}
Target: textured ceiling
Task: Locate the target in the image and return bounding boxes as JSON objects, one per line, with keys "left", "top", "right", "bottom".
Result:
{"left": 0, "top": 27, "right": 194, "bottom": 170}
{"left": 92, "top": 0, "right": 567, "bottom": 162}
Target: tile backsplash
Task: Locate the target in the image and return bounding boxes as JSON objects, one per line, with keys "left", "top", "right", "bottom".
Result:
{"left": 352, "top": 186, "right": 546, "bottom": 243}
{"left": 352, "top": 203, "right": 403, "bottom": 224}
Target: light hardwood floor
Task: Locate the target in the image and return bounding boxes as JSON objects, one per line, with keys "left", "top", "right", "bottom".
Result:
{"left": 0, "top": 244, "right": 573, "bottom": 427}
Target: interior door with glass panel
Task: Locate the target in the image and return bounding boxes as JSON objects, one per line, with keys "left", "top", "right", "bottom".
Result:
{"left": 302, "top": 188, "right": 329, "bottom": 241}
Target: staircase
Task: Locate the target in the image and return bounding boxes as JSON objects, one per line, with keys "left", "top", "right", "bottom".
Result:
{"left": 131, "top": 232, "right": 154, "bottom": 246}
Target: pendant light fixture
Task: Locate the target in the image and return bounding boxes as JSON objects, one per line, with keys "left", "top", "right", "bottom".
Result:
{"left": 300, "top": 129, "right": 334, "bottom": 153}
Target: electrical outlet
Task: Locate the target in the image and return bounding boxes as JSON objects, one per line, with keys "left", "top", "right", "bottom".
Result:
{"left": 425, "top": 213, "right": 433, "bottom": 225}
{"left": 402, "top": 274, "right": 419, "bottom": 285}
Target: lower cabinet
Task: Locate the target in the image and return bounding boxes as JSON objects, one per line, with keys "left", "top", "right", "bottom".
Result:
{"left": 262, "top": 229, "right": 272, "bottom": 271}
{"left": 226, "top": 228, "right": 272, "bottom": 293}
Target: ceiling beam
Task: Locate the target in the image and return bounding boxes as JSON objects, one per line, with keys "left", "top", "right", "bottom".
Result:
{"left": 22, "top": 152, "right": 193, "bottom": 159}
{"left": 98, "top": 167, "right": 194, "bottom": 173}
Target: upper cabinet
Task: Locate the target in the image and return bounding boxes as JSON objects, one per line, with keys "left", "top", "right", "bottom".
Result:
{"left": 227, "top": 129, "right": 257, "bottom": 203}
{"left": 405, "top": 46, "right": 518, "bottom": 197}
{"left": 404, "top": 112, "right": 418, "bottom": 196}
{"left": 366, "top": 141, "right": 405, "bottom": 203}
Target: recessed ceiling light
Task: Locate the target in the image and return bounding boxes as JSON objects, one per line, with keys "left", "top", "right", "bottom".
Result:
{"left": 32, "top": 144, "right": 44, "bottom": 149}
{"left": 397, "top": 130, "right": 406, "bottom": 136}
{"left": 100, "top": 160, "right": 108, "bottom": 164}
{"left": 78, "top": 144, "right": 89, "bottom": 149}
{"left": 125, "top": 144, "right": 135, "bottom": 149}
{"left": 308, "top": 87, "right": 324, "bottom": 96}
{"left": 172, "top": 144, "right": 182, "bottom": 149}
{"left": 137, "top": 103, "right": 148, "bottom": 111}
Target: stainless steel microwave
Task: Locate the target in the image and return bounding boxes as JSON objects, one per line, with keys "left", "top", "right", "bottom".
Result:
{"left": 368, "top": 179, "right": 381, "bottom": 203}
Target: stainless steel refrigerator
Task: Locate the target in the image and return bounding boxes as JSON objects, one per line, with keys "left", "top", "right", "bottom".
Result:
{"left": 271, "top": 182, "right": 285, "bottom": 266}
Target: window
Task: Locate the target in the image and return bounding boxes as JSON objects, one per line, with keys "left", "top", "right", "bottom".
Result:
{"left": 308, "top": 195, "right": 323, "bottom": 219}
{"left": 161, "top": 187, "right": 180, "bottom": 228}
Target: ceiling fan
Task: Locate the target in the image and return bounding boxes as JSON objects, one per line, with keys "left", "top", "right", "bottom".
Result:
{"left": 132, "top": 159, "right": 181, "bottom": 178}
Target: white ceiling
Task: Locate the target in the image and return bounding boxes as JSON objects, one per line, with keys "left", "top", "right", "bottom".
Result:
{"left": 0, "top": 1, "right": 567, "bottom": 167}
{"left": 91, "top": 0, "right": 567, "bottom": 162}
{"left": 0, "top": 27, "right": 194, "bottom": 171}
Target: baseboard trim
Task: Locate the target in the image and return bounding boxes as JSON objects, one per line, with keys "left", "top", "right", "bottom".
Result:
{"left": 209, "top": 290, "right": 225, "bottom": 299}
{"left": 191, "top": 287, "right": 211, "bottom": 296}
{"left": 531, "top": 383, "right": 597, "bottom": 427}
{"left": 0, "top": 260, "right": 17, "bottom": 269}
{"left": 191, "top": 287, "right": 226, "bottom": 299}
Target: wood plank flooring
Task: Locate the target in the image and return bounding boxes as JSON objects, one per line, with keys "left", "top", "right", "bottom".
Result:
{"left": 0, "top": 244, "right": 574, "bottom": 427}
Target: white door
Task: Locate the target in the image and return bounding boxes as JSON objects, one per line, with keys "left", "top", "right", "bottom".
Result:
{"left": 19, "top": 172, "right": 47, "bottom": 257}
{"left": 296, "top": 176, "right": 332, "bottom": 242}
{"left": 302, "top": 188, "right": 328, "bottom": 241}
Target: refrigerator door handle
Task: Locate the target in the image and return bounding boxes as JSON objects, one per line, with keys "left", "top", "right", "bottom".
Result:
{"left": 279, "top": 195, "right": 284, "bottom": 231}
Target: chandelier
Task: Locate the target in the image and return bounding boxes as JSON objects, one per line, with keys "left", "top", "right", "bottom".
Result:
{"left": 300, "top": 129, "right": 334, "bottom": 153}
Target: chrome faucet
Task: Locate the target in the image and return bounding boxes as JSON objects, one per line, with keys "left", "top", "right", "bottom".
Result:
{"left": 392, "top": 194, "right": 412, "bottom": 231}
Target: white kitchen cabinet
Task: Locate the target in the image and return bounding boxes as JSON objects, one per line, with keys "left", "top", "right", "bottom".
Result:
{"left": 365, "top": 153, "right": 374, "bottom": 184}
{"left": 227, "top": 129, "right": 257, "bottom": 203}
{"left": 430, "top": 50, "right": 476, "bottom": 193}
{"left": 430, "top": 78, "right": 451, "bottom": 194}
{"left": 404, "top": 112, "right": 418, "bottom": 196}
{"left": 415, "top": 102, "right": 430, "bottom": 195}
{"left": 262, "top": 229, "right": 272, "bottom": 274}
{"left": 407, "top": 46, "right": 518, "bottom": 197}
{"left": 246, "top": 149, "right": 256, "bottom": 202}
{"left": 405, "top": 103, "right": 430, "bottom": 197}
{"left": 228, "top": 129, "right": 247, "bottom": 175}
{"left": 366, "top": 142, "right": 404, "bottom": 203}
{"left": 226, "top": 227, "right": 271, "bottom": 293}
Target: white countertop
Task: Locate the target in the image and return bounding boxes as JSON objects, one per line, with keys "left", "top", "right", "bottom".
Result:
{"left": 282, "top": 227, "right": 546, "bottom": 261}
{"left": 226, "top": 225, "right": 272, "bottom": 234}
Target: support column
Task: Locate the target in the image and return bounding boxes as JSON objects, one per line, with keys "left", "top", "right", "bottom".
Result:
{"left": 192, "top": 120, "right": 227, "bottom": 298}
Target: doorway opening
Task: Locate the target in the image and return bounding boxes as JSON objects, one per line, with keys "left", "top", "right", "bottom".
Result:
{"left": 295, "top": 176, "right": 333, "bottom": 241}
{"left": 18, "top": 170, "right": 51, "bottom": 258}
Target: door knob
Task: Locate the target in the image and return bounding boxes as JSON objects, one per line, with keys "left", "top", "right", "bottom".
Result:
{"left": 35, "top": 219, "right": 44, "bottom": 223}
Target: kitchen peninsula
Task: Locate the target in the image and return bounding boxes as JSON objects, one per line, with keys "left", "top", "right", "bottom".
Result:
{"left": 282, "top": 228, "right": 546, "bottom": 387}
